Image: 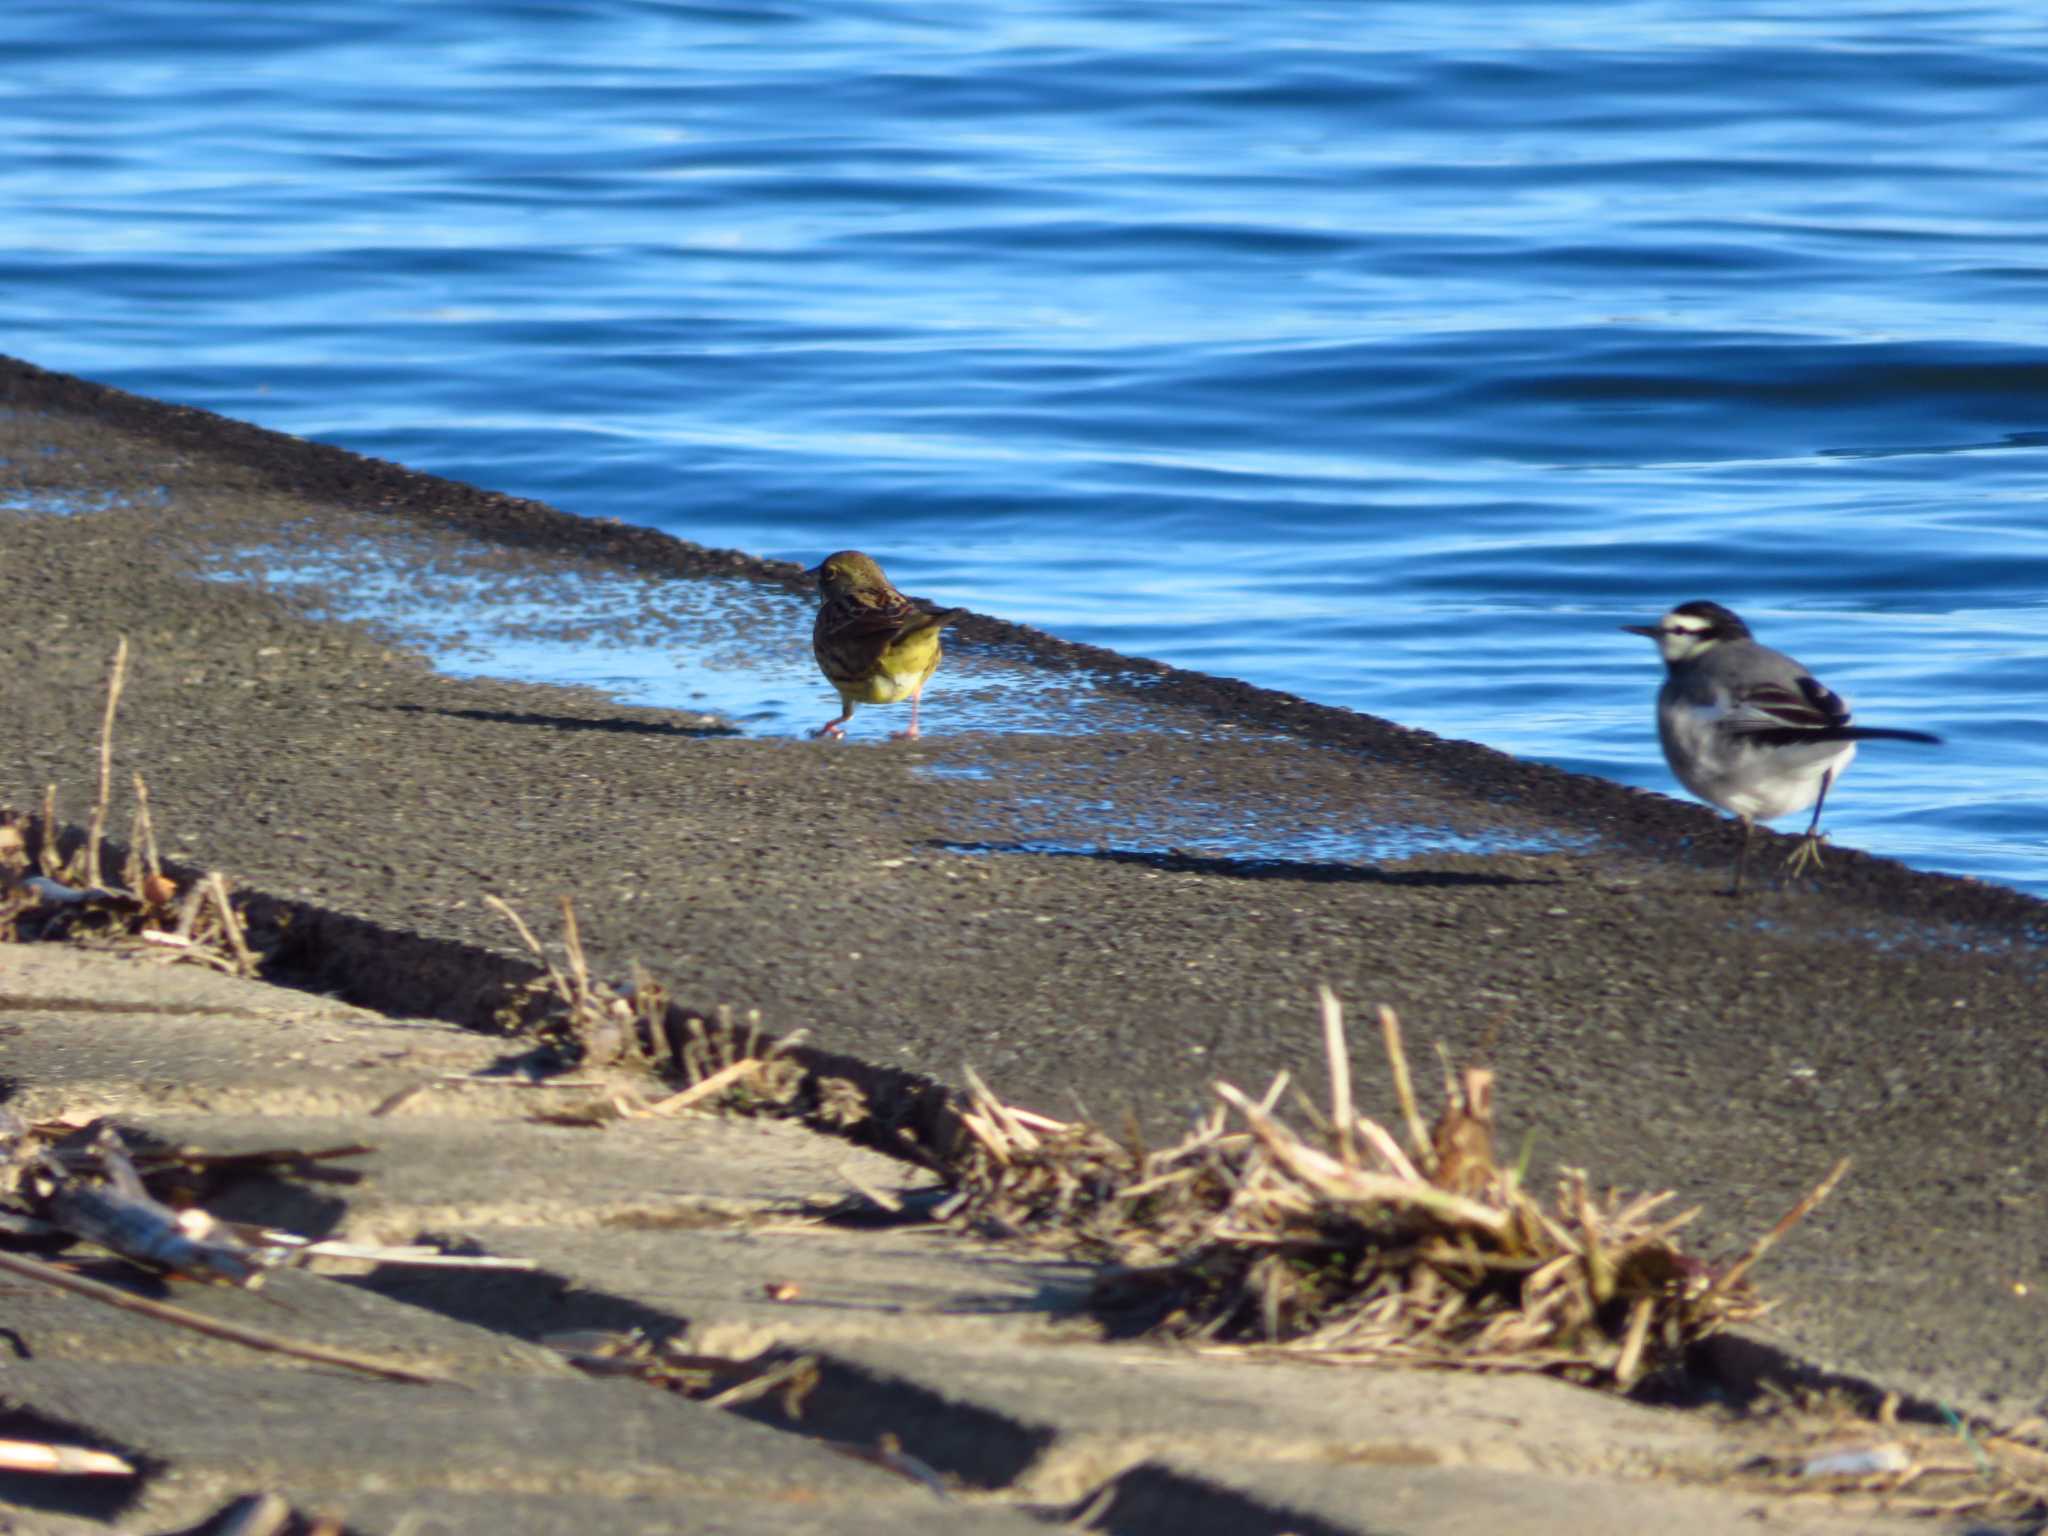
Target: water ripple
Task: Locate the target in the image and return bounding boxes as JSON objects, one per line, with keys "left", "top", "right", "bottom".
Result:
{"left": 3, "top": 0, "right": 2046, "bottom": 891}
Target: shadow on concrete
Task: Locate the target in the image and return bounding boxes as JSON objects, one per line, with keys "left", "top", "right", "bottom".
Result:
{"left": 923, "top": 841, "right": 1554, "bottom": 889}
{"left": 381, "top": 703, "right": 741, "bottom": 739}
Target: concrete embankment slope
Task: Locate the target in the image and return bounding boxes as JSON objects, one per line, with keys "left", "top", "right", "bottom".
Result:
{"left": 1, "top": 355, "right": 2043, "bottom": 1527}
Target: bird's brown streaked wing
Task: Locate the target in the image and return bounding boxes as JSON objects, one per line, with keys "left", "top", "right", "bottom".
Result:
{"left": 900, "top": 605, "right": 965, "bottom": 637}
{"left": 815, "top": 594, "right": 920, "bottom": 681}
{"left": 825, "top": 596, "right": 961, "bottom": 645}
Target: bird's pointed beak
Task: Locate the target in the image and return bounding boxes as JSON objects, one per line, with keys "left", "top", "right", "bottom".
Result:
{"left": 802, "top": 561, "right": 824, "bottom": 583}
{"left": 1621, "top": 623, "right": 1660, "bottom": 637}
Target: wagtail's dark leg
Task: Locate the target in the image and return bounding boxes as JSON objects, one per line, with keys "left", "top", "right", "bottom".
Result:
{"left": 1731, "top": 817, "right": 1753, "bottom": 896}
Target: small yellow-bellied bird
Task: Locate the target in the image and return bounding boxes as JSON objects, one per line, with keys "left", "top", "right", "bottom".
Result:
{"left": 806, "top": 550, "right": 963, "bottom": 740}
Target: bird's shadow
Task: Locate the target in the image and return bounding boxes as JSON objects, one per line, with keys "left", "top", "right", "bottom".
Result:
{"left": 921, "top": 840, "right": 1553, "bottom": 888}
{"left": 380, "top": 703, "right": 741, "bottom": 739}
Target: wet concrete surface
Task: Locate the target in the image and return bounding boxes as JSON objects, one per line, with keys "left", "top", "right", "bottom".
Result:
{"left": 2, "top": 354, "right": 2045, "bottom": 1432}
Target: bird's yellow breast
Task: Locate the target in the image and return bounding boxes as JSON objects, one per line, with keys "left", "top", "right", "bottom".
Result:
{"left": 841, "top": 628, "right": 943, "bottom": 703}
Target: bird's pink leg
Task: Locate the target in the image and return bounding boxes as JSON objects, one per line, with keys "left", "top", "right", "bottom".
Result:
{"left": 891, "top": 683, "right": 926, "bottom": 741}
{"left": 812, "top": 708, "right": 851, "bottom": 740}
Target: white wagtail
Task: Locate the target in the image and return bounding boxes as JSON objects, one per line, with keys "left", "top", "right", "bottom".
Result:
{"left": 1623, "top": 600, "right": 1941, "bottom": 893}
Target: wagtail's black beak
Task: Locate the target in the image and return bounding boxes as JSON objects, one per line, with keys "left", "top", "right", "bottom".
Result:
{"left": 1621, "top": 624, "right": 1661, "bottom": 637}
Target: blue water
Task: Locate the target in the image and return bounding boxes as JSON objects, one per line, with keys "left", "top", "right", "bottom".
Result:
{"left": 5, "top": 2, "right": 2047, "bottom": 892}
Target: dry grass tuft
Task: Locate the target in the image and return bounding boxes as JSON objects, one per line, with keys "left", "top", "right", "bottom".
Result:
{"left": 0, "top": 638, "right": 257, "bottom": 975}
{"left": 487, "top": 893, "right": 810, "bottom": 1114}
{"left": 948, "top": 987, "right": 1845, "bottom": 1390}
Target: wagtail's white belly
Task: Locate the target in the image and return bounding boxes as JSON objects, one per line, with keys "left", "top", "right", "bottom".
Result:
{"left": 1658, "top": 699, "right": 1856, "bottom": 823}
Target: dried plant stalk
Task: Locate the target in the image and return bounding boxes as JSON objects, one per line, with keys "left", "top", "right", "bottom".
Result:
{"left": 1320, "top": 985, "right": 1355, "bottom": 1170}
{"left": 1378, "top": 1003, "right": 1432, "bottom": 1166}
{"left": 83, "top": 636, "right": 129, "bottom": 890}
{"left": 0, "top": 1250, "right": 446, "bottom": 1386}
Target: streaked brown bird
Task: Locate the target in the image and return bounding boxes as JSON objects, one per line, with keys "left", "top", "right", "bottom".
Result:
{"left": 806, "top": 550, "right": 962, "bottom": 740}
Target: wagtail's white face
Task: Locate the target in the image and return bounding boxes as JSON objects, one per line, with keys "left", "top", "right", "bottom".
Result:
{"left": 1623, "top": 600, "right": 1752, "bottom": 666}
